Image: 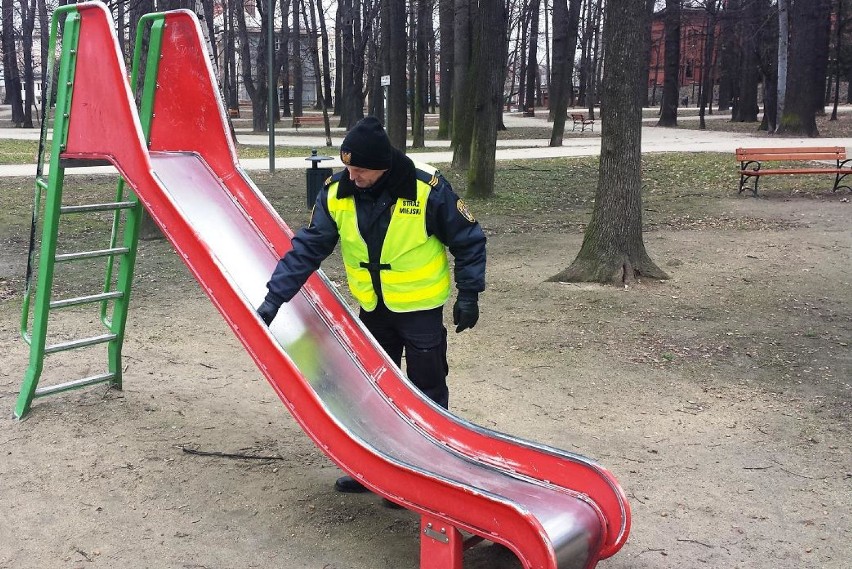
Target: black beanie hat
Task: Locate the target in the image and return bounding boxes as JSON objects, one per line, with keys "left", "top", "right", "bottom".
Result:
{"left": 340, "top": 116, "right": 393, "bottom": 170}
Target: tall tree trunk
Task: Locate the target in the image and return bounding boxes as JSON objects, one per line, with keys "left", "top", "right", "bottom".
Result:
{"left": 523, "top": 0, "right": 541, "bottom": 115}
{"left": 587, "top": 0, "right": 602, "bottom": 119}
{"left": 732, "top": 0, "right": 760, "bottom": 122}
{"left": 437, "top": 0, "right": 454, "bottom": 138}
{"left": 777, "top": 0, "right": 832, "bottom": 136}
{"left": 639, "top": 0, "right": 655, "bottom": 108}
{"left": 698, "top": 3, "right": 720, "bottom": 130}
{"left": 716, "top": 0, "right": 737, "bottom": 111}
{"left": 550, "top": 0, "right": 667, "bottom": 284}
{"left": 467, "top": 0, "right": 506, "bottom": 198}
{"left": 830, "top": 0, "right": 845, "bottom": 121}
{"left": 385, "top": 0, "right": 407, "bottom": 148}
{"left": 775, "top": 0, "right": 788, "bottom": 130}
{"left": 412, "top": 0, "right": 429, "bottom": 147}
{"left": 451, "top": 0, "right": 473, "bottom": 169}
{"left": 236, "top": 0, "right": 269, "bottom": 132}
{"left": 3, "top": 0, "right": 24, "bottom": 125}
{"left": 549, "top": 0, "right": 581, "bottom": 145}
{"left": 292, "top": 0, "right": 304, "bottom": 117}
{"left": 658, "top": 0, "right": 680, "bottom": 127}
{"left": 37, "top": 0, "right": 47, "bottom": 117}
{"left": 338, "top": 0, "right": 357, "bottom": 127}
{"left": 316, "top": 0, "right": 333, "bottom": 109}
{"left": 517, "top": 1, "right": 529, "bottom": 112}
{"left": 20, "top": 0, "right": 36, "bottom": 128}
{"left": 428, "top": 7, "right": 437, "bottom": 114}
{"left": 277, "top": 0, "right": 292, "bottom": 118}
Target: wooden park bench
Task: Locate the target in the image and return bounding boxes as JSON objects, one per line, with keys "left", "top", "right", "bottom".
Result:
{"left": 292, "top": 115, "right": 325, "bottom": 130}
{"left": 736, "top": 146, "right": 852, "bottom": 196}
{"left": 570, "top": 112, "right": 595, "bottom": 132}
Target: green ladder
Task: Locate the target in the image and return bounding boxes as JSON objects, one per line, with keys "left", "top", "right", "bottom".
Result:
{"left": 15, "top": 7, "right": 165, "bottom": 418}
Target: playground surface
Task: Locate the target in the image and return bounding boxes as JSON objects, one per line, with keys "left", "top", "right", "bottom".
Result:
{"left": 0, "top": 102, "right": 850, "bottom": 567}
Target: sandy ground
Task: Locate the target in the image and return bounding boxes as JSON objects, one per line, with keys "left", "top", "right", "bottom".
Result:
{"left": 1, "top": 165, "right": 850, "bottom": 569}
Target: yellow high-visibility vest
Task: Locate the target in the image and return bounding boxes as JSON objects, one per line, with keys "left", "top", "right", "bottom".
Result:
{"left": 327, "top": 172, "right": 451, "bottom": 312}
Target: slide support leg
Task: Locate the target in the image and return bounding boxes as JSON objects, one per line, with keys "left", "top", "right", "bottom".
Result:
{"left": 420, "top": 515, "right": 463, "bottom": 569}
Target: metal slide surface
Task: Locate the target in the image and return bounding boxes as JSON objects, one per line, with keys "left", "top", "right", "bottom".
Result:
{"left": 54, "top": 4, "right": 630, "bottom": 568}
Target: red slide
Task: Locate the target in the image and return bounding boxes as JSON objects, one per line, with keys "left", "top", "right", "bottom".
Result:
{"left": 58, "top": 4, "right": 630, "bottom": 568}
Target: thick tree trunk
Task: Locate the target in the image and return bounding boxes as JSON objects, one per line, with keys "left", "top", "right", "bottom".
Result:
{"left": 467, "top": 0, "right": 506, "bottom": 198}
{"left": 716, "top": 1, "right": 736, "bottom": 111}
{"left": 549, "top": 0, "right": 667, "bottom": 284}
{"left": 777, "top": 0, "right": 832, "bottom": 136}
{"left": 732, "top": 0, "right": 760, "bottom": 123}
{"left": 657, "top": 0, "right": 680, "bottom": 127}
{"left": 385, "top": 0, "right": 407, "bottom": 148}
{"left": 548, "top": 0, "right": 581, "bottom": 146}
{"left": 451, "top": 0, "right": 473, "bottom": 169}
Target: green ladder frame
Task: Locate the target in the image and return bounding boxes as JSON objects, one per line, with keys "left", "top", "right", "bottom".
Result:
{"left": 16, "top": 7, "right": 167, "bottom": 418}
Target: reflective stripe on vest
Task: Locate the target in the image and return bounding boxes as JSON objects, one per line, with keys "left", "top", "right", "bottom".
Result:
{"left": 327, "top": 176, "right": 451, "bottom": 312}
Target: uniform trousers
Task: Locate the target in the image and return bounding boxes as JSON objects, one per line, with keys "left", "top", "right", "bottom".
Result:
{"left": 359, "top": 302, "right": 449, "bottom": 408}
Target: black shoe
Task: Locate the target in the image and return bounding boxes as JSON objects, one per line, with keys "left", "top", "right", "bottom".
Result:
{"left": 382, "top": 498, "right": 404, "bottom": 510}
{"left": 334, "top": 475, "right": 369, "bottom": 493}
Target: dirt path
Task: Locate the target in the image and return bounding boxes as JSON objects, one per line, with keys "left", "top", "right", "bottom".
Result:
{"left": 1, "top": 183, "right": 849, "bottom": 568}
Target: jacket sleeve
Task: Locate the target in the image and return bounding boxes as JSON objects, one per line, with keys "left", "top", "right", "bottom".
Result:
{"left": 265, "top": 190, "right": 339, "bottom": 306}
{"left": 426, "top": 177, "right": 486, "bottom": 295}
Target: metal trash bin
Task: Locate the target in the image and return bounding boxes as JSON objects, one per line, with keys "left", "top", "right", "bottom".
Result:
{"left": 305, "top": 149, "right": 333, "bottom": 210}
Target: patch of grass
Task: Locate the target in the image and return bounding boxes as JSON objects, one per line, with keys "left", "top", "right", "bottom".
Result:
{"left": 0, "top": 139, "right": 40, "bottom": 164}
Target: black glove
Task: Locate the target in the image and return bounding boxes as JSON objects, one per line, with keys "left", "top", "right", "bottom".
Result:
{"left": 453, "top": 292, "right": 479, "bottom": 333}
{"left": 257, "top": 299, "right": 280, "bottom": 326}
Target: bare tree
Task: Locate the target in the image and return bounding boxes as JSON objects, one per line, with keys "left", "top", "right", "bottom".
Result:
{"left": 235, "top": 0, "right": 271, "bottom": 132}
{"left": 697, "top": 0, "right": 723, "bottom": 130}
{"left": 549, "top": 0, "right": 667, "bottom": 284}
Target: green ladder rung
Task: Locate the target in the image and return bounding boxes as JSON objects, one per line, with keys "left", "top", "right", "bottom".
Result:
{"left": 35, "top": 372, "right": 117, "bottom": 397}
{"left": 60, "top": 201, "right": 136, "bottom": 214}
{"left": 50, "top": 290, "right": 123, "bottom": 309}
{"left": 45, "top": 332, "right": 117, "bottom": 354}
{"left": 55, "top": 246, "right": 130, "bottom": 262}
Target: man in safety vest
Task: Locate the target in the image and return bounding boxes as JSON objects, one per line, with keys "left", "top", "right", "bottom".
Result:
{"left": 257, "top": 116, "right": 486, "bottom": 494}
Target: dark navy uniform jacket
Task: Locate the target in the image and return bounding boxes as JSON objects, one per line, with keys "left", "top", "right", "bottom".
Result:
{"left": 265, "top": 148, "right": 486, "bottom": 308}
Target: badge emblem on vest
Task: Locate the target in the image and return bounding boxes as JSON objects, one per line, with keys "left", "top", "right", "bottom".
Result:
{"left": 341, "top": 151, "right": 352, "bottom": 165}
{"left": 457, "top": 199, "right": 475, "bottom": 223}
